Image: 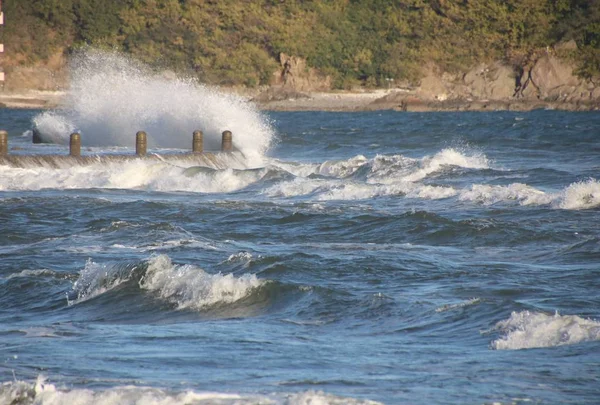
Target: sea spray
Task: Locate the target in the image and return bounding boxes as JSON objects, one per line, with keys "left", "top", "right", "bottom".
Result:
{"left": 559, "top": 178, "right": 600, "bottom": 210}
{"left": 491, "top": 311, "right": 600, "bottom": 350}
{"left": 32, "top": 49, "right": 274, "bottom": 162}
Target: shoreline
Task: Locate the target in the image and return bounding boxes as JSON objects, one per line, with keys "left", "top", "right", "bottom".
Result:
{"left": 1, "top": 89, "right": 598, "bottom": 112}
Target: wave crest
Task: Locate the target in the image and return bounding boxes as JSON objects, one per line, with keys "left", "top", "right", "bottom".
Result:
{"left": 140, "top": 255, "right": 264, "bottom": 310}
{"left": 559, "top": 178, "right": 600, "bottom": 210}
{"left": 491, "top": 310, "right": 600, "bottom": 350}
{"left": 68, "top": 255, "right": 264, "bottom": 312}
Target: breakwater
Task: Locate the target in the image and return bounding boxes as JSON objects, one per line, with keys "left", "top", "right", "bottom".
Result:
{"left": 0, "top": 129, "right": 243, "bottom": 169}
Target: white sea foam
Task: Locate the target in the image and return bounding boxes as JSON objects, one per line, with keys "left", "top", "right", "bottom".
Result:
{"left": 402, "top": 148, "right": 490, "bottom": 182}
{"left": 459, "top": 179, "right": 600, "bottom": 210}
{"left": 317, "top": 155, "right": 369, "bottom": 178}
{"left": 0, "top": 376, "right": 382, "bottom": 405}
{"left": 140, "top": 255, "right": 263, "bottom": 310}
{"left": 226, "top": 251, "right": 255, "bottom": 263}
{"left": 459, "top": 183, "right": 553, "bottom": 206}
{"left": 491, "top": 311, "right": 600, "bottom": 350}
{"left": 4, "top": 269, "right": 59, "bottom": 280}
{"left": 32, "top": 49, "right": 274, "bottom": 162}
{"left": 558, "top": 178, "right": 600, "bottom": 210}
{"left": 268, "top": 149, "right": 487, "bottom": 186}
{"left": 263, "top": 177, "right": 324, "bottom": 198}
{"left": 0, "top": 160, "right": 264, "bottom": 193}
{"left": 264, "top": 175, "right": 457, "bottom": 201}
{"left": 435, "top": 298, "right": 481, "bottom": 313}
{"left": 68, "top": 255, "right": 263, "bottom": 311}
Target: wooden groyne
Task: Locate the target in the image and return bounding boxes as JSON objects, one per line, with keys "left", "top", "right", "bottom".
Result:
{"left": 0, "top": 130, "right": 244, "bottom": 169}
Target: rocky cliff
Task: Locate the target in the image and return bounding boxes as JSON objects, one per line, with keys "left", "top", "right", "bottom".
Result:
{"left": 367, "top": 42, "right": 599, "bottom": 111}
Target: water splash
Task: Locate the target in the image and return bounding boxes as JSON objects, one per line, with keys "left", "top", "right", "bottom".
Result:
{"left": 32, "top": 49, "right": 275, "bottom": 161}
{"left": 559, "top": 178, "right": 600, "bottom": 210}
{"left": 491, "top": 311, "right": 600, "bottom": 350}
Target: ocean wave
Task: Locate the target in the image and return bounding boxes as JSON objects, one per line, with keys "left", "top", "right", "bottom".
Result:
{"left": 458, "top": 178, "right": 600, "bottom": 210}
{"left": 459, "top": 183, "right": 553, "bottom": 206}
{"left": 306, "top": 148, "right": 490, "bottom": 184}
{"left": 0, "top": 159, "right": 266, "bottom": 193}
{"left": 67, "top": 259, "right": 142, "bottom": 305}
{"left": 140, "top": 255, "right": 264, "bottom": 310}
{"left": 4, "top": 269, "right": 67, "bottom": 281}
{"left": 67, "top": 255, "right": 265, "bottom": 312}
{"left": 402, "top": 148, "right": 490, "bottom": 182}
{"left": 491, "top": 310, "right": 600, "bottom": 350}
{"left": 263, "top": 175, "right": 458, "bottom": 201}
{"left": 558, "top": 178, "right": 600, "bottom": 210}
{"left": 0, "top": 376, "right": 382, "bottom": 405}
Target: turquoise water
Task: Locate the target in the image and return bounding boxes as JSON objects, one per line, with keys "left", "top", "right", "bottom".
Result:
{"left": 1, "top": 109, "right": 599, "bottom": 404}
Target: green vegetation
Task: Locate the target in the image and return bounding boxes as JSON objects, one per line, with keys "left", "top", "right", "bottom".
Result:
{"left": 3, "top": 0, "right": 600, "bottom": 88}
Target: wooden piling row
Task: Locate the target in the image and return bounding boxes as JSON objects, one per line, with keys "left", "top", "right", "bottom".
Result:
{"left": 0, "top": 130, "right": 234, "bottom": 157}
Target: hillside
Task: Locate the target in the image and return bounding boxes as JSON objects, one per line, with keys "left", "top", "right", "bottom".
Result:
{"left": 1, "top": 0, "right": 599, "bottom": 110}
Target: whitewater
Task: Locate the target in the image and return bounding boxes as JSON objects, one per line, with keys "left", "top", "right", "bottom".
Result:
{"left": 1, "top": 51, "right": 599, "bottom": 405}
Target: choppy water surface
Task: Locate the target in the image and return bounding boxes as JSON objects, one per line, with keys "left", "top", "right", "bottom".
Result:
{"left": 1, "top": 102, "right": 599, "bottom": 404}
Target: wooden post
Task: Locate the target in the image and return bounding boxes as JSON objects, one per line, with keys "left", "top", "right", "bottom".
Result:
{"left": 136, "top": 131, "right": 147, "bottom": 156}
{"left": 221, "top": 130, "right": 233, "bottom": 152}
{"left": 193, "top": 130, "right": 203, "bottom": 153}
{"left": 70, "top": 133, "right": 81, "bottom": 157}
{"left": 0, "top": 130, "right": 7, "bottom": 156}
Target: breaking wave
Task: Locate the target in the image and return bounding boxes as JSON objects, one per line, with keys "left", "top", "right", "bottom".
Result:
{"left": 491, "top": 311, "right": 600, "bottom": 350}
{"left": 141, "top": 255, "right": 263, "bottom": 310}
{"left": 0, "top": 376, "right": 382, "bottom": 405}
{"left": 559, "top": 178, "right": 600, "bottom": 210}
{"left": 458, "top": 183, "right": 553, "bottom": 206}
{"left": 1, "top": 140, "right": 597, "bottom": 211}
{"left": 31, "top": 49, "right": 274, "bottom": 161}
{"left": 68, "top": 255, "right": 265, "bottom": 312}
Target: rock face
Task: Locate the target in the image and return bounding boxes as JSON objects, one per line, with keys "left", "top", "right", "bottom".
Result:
{"left": 462, "top": 62, "right": 516, "bottom": 100}
{"left": 2, "top": 51, "right": 68, "bottom": 92}
{"left": 414, "top": 62, "right": 518, "bottom": 102}
{"left": 272, "top": 53, "right": 331, "bottom": 92}
{"left": 388, "top": 51, "right": 599, "bottom": 110}
{"left": 3, "top": 66, "right": 67, "bottom": 92}
{"left": 522, "top": 54, "right": 594, "bottom": 102}
{"left": 254, "top": 53, "right": 332, "bottom": 103}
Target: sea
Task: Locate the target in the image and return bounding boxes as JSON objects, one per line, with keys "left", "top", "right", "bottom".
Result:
{"left": 1, "top": 51, "right": 599, "bottom": 405}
